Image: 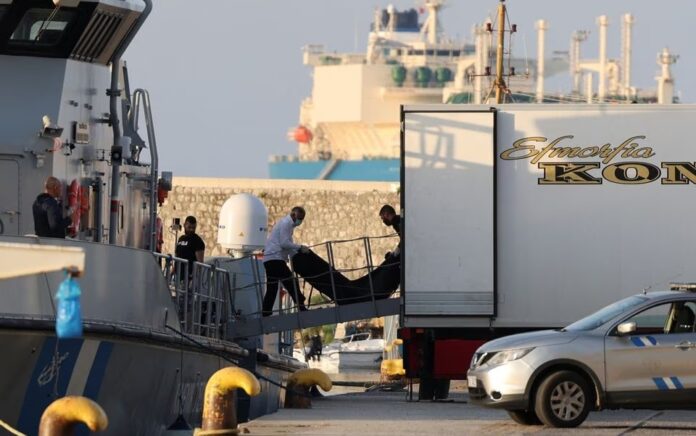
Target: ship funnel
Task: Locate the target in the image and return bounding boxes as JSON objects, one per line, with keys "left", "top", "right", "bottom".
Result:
{"left": 217, "top": 194, "right": 268, "bottom": 257}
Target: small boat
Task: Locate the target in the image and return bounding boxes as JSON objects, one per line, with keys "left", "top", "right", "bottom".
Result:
{"left": 295, "top": 332, "right": 385, "bottom": 373}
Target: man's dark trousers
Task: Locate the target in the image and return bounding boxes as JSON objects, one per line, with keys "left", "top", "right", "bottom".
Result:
{"left": 262, "top": 259, "right": 305, "bottom": 316}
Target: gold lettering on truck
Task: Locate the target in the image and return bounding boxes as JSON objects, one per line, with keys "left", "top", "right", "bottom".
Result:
{"left": 498, "top": 135, "right": 694, "bottom": 186}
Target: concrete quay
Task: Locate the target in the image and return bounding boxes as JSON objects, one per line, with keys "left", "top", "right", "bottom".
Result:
{"left": 242, "top": 388, "right": 696, "bottom": 435}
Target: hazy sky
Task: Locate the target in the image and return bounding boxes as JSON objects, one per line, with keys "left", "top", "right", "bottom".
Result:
{"left": 124, "top": 0, "right": 693, "bottom": 178}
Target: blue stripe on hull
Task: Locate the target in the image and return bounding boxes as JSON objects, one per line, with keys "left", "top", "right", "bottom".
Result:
{"left": 653, "top": 377, "right": 669, "bottom": 391}
{"left": 670, "top": 376, "right": 684, "bottom": 389}
{"left": 18, "top": 337, "right": 83, "bottom": 434}
{"left": 84, "top": 341, "right": 113, "bottom": 399}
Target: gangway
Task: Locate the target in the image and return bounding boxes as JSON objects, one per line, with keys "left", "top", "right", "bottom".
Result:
{"left": 231, "top": 296, "right": 400, "bottom": 338}
{"left": 156, "top": 235, "right": 401, "bottom": 340}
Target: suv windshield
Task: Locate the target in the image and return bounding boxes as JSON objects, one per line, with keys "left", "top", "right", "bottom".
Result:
{"left": 564, "top": 295, "right": 648, "bottom": 331}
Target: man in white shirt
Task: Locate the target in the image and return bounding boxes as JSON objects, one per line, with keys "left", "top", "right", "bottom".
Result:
{"left": 262, "top": 206, "right": 310, "bottom": 316}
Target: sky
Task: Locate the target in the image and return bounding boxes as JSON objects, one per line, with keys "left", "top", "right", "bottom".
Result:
{"left": 124, "top": 0, "right": 694, "bottom": 178}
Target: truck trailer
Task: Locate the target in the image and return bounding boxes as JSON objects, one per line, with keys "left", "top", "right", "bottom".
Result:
{"left": 398, "top": 104, "right": 696, "bottom": 399}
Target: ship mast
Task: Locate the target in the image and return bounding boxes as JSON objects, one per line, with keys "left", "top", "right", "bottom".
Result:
{"left": 494, "top": 0, "right": 506, "bottom": 103}
{"left": 483, "top": 0, "right": 516, "bottom": 104}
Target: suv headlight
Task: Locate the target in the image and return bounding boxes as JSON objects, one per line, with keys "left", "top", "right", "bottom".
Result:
{"left": 485, "top": 348, "right": 534, "bottom": 366}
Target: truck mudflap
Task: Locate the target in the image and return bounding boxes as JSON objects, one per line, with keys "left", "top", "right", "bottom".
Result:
{"left": 433, "top": 339, "right": 485, "bottom": 379}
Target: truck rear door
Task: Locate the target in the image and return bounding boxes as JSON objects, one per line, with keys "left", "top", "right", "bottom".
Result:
{"left": 402, "top": 108, "right": 496, "bottom": 319}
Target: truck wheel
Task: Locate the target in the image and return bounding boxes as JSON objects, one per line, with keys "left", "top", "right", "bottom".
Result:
{"left": 507, "top": 410, "right": 541, "bottom": 425}
{"left": 534, "top": 370, "right": 591, "bottom": 428}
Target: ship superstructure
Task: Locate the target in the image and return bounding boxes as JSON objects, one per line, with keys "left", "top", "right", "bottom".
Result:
{"left": 271, "top": 1, "right": 679, "bottom": 181}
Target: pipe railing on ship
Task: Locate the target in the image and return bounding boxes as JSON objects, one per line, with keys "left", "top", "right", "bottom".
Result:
{"left": 190, "top": 262, "right": 229, "bottom": 339}
{"left": 219, "top": 234, "right": 400, "bottom": 315}
{"left": 154, "top": 254, "right": 231, "bottom": 340}
{"left": 131, "top": 89, "right": 159, "bottom": 252}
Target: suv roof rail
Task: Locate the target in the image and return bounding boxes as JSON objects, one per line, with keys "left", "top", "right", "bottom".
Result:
{"left": 669, "top": 282, "right": 696, "bottom": 292}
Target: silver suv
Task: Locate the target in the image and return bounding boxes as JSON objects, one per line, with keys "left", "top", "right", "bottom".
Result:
{"left": 467, "top": 289, "right": 696, "bottom": 428}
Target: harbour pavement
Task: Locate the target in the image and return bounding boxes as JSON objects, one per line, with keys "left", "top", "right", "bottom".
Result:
{"left": 241, "top": 384, "right": 696, "bottom": 435}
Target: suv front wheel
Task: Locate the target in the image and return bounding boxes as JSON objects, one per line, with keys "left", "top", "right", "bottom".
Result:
{"left": 534, "top": 370, "right": 592, "bottom": 428}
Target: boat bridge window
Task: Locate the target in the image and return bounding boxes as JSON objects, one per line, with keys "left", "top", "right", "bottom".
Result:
{"left": 0, "top": 6, "right": 7, "bottom": 23}
{"left": 10, "top": 8, "right": 76, "bottom": 45}
{"left": 436, "top": 49, "right": 460, "bottom": 57}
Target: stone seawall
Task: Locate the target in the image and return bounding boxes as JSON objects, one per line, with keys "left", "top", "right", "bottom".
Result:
{"left": 160, "top": 178, "right": 400, "bottom": 278}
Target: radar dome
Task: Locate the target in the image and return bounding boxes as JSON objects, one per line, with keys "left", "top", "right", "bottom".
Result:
{"left": 217, "top": 194, "right": 268, "bottom": 254}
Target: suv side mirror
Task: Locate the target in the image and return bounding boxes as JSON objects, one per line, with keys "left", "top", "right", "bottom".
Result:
{"left": 617, "top": 321, "right": 636, "bottom": 336}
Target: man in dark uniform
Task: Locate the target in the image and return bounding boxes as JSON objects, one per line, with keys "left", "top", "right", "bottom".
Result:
{"left": 379, "top": 204, "right": 401, "bottom": 237}
{"left": 175, "top": 216, "right": 205, "bottom": 278}
{"left": 379, "top": 204, "right": 401, "bottom": 260}
{"left": 32, "top": 176, "right": 72, "bottom": 238}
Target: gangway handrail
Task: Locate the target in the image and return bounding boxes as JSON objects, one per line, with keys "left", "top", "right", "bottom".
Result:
{"left": 217, "top": 234, "right": 400, "bottom": 311}
{"left": 155, "top": 233, "right": 400, "bottom": 339}
{"left": 244, "top": 234, "right": 400, "bottom": 318}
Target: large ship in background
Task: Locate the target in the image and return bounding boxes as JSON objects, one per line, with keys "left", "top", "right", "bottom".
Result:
{"left": 270, "top": 1, "right": 680, "bottom": 182}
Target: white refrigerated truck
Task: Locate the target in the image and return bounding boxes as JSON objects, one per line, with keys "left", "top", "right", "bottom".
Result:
{"left": 399, "top": 104, "right": 696, "bottom": 399}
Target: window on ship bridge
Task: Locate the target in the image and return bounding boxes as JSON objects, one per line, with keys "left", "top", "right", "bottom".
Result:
{"left": 11, "top": 8, "right": 76, "bottom": 45}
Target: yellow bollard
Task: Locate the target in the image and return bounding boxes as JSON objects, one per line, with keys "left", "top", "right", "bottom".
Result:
{"left": 39, "top": 396, "right": 108, "bottom": 436}
{"left": 194, "top": 367, "right": 261, "bottom": 436}
{"left": 380, "top": 359, "right": 406, "bottom": 380}
{"left": 284, "top": 368, "right": 332, "bottom": 409}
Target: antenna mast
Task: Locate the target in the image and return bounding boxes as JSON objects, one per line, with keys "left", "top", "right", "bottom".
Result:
{"left": 494, "top": 0, "right": 506, "bottom": 103}
{"left": 480, "top": 0, "right": 516, "bottom": 104}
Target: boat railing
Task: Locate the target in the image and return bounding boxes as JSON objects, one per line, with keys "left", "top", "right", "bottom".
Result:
{"left": 154, "top": 253, "right": 231, "bottom": 340}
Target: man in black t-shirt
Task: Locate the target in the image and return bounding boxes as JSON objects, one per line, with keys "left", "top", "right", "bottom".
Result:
{"left": 379, "top": 204, "right": 401, "bottom": 261}
{"left": 175, "top": 216, "right": 205, "bottom": 277}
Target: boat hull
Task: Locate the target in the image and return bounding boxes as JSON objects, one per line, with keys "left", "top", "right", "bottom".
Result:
{"left": 0, "top": 329, "right": 286, "bottom": 435}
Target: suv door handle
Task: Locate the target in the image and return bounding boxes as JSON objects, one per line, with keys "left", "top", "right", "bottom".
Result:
{"left": 675, "top": 341, "right": 694, "bottom": 350}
